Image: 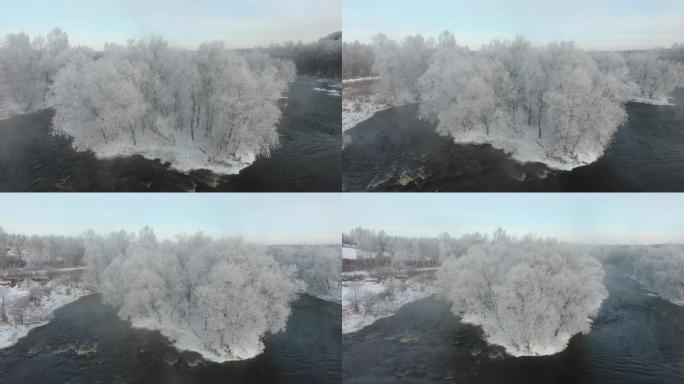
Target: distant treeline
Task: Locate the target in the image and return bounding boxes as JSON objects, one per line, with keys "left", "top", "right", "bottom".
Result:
{"left": 0, "top": 226, "right": 84, "bottom": 269}
{"left": 264, "top": 31, "right": 341, "bottom": 79}
{"left": 342, "top": 36, "right": 684, "bottom": 79}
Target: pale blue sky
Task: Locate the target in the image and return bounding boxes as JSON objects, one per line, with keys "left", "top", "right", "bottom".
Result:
{"left": 0, "top": 0, "right": 341, "bottom": 49}
{"left": 341, "top": 194, "right": 684, "bottom": 245}
{"left": 0, "top": 194, "right": 341, "bottom": 244}
{"left": 343, "top": 0, "right": 684, "bottom": 50}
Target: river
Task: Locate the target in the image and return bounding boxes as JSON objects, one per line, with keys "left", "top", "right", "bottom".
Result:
{"left": 343, "top": 89, "right": 684, "bottom": 191}
{"left": 0, "top": 294, "right": 341, "bottom": 384}
{"left": 0, "top": 77, "right": 341, "bottom": 192}
{"left": 342, "top": 266, "right": 684, "bottom": 383}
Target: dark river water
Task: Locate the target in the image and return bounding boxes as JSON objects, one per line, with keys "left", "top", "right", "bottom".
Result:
{"left": 0, "top": 294, "right": 341, "bottom": 384}
{"left": 342, "top": 266, "right": 684, "bottom": 383}
{"left": 343, "top": 88, "right": 684, "bottom": 191}
{"left": 0, "top": 77, "right": 341, "bottom": 192}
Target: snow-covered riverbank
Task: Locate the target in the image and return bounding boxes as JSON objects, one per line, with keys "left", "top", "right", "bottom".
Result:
{"left": 630, "top": 96, "right": 675, "bottom": 106}
{"left": 0, "top": 278, "right": 91, "bottom": 349}
{"left": 342, "top": 276, "right": 435, "bottom": 334}
{"left": 342, "top": 77, "right": 390, "bottom": 132}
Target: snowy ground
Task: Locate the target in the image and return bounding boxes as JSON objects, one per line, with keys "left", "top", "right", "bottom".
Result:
{"left": 629, "top": 275, "right": 684, "bottom": 307}
{"left": 458, "top": 312, "right": 587, "bottom": 357}
{"left": 342, "top": 78, "right": 389, "bottom": 132}
{"left": 0, "top": 101, "right": 36, "bottom": 121}
{"left": 630, "top": 96, "right": 675, "bottom": 106}
{"left": 312, "top": 286, "right": 342, "bottom": 303}
{"left": 342, "top": 273, "right": 436, "bottom": 334}
{"left": 87, "top": 139, "right": 257, "bottom": 175}
{"left": 0, "top": 277, "right": 91, "bottom": 349}
{"left": 442, "top": 128, "right": 592, "bottom": 171}
{"left": 129, "top": 318, "right": 263, "bottom": 363}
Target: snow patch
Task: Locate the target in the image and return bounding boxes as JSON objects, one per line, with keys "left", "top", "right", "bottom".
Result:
{"left": 0, "top": 279, "right": 91, "bottom": 349}
{"left": 443, "top": 128, "right": 594, "bottom": 171}
{"left": 342, "top": 277, "right": 435, "bottom": 334}
{"left": 129, "top": 319, "right": 262, "bottom": 363}
{"left": 342, "top": 98, "right": 389, "bottom": 132}
{"left": 87, "top": 139, "right": 256, "bottom": 175}
{"left": 342, "top": 77, "right": 381, "bottom": 84}
{"left": 630, "top": 96, "right": 675, "bottom": 106}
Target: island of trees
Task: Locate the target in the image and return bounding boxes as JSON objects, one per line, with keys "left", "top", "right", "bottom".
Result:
{"left": 343, "top": 32, "right": 684, "bottom": 169}
{"left": 0, "top": 225, "right": 340, "bottom": 360}
{"left": 342, "top": 227, "right": 683, "bottom": 355}
{"left": 0, "top": 29, "right": 340, "bottom": 174}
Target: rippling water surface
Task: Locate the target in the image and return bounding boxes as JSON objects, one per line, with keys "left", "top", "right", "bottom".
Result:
{"left": 342, "top": 266, "right": 684, "bottom": 383}
{"left": 0, "top": 77, "right": 341, "bottom": 192}
{"left": 0, "top": 294, "right": 341, "bottom": 384}
{"left": 343, "top": 89, "right": 684, "bottom": 191}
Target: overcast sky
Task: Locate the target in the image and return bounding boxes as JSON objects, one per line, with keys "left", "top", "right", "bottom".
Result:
{"left": 0, "top": 194, "right": 341, "bottom": 244}
{"left": 0, "top": 0, "right": 340, "bottom": 49}
{"left": 344, "top": 0, "right": 684, "bottom": 50}
{"left": 341, "top": 194, "right": 684, "bottom": 245}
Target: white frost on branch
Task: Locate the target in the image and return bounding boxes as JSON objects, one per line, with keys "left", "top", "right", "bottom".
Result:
{"left": 84, "top": 228, "right": 303, "bottom": 362}
{"left": 631, "top": 245, "right": 684, "bottom": 306}
{"left": 437, "top": 230, "right": 607, "bottom": 356}
{"left": 418, "top": 39, "right": 635, "bottom": 169}
{"left": 46, "top": 38, "right": 295, "bottom": 174}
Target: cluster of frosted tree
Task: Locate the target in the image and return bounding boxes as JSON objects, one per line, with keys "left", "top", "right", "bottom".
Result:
{"left": 265, "top": 32, "right": 341, "bottom": 79}
{"left": 438, "top": 230, "right": 607, "bottom": 356}
{"left": 0, "top": 226, "right": 84, "bottom": 270}
{"left": 371, "top": 33, "right": 441, "bottom": 105}
{"left": 0, "top": 28, "right": 70, "bottom": 114}
{"left": 83, "top": 228, "right": 302, "bottom": 361}
{"left": 342, "top": 41, "right": 375, "bottom": 79}
{"left": 624, "top": 51, "right": 684, "bottom": 102}
{"left": 46, "top": 36, "right": 295, "bottom": 172}
{"left": 370, "top": 32, "right": 684, "bottom": 167}
{"left": 630, "top": 245, "right": 684, "bottom": 306}
{"left": 343, "top": 227, "right": 486, "bottom": 269}
{"left": 268, "top": 245, "right": 341, "bottom": 300}
{"left": 418, "top": 36, "right": 637, "bottom": 167}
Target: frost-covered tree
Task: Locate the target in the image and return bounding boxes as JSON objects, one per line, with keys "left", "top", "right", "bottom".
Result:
{"left": 631, "top": 245, "right": 684, "bottom": 305}
{"left": 418, "top": 37, "right": 634, "bottom": 168}
{"left": 47, "top": 36, "right": 295, "bottom": 173}
{"left": 437, "top": 231, "right": 607, "bottom": 356}
{"left": 625, "top": 51, "right": 684, "bottom": 101}
{"left": 342, "top": 41, "right": 375, "bottom": 78}
{"left": 265, "top": 31, "right": 341, "bottom": 79}
{"left": 0, "top": 226, "right": 8, "bottom": 268}
{"left": 269, "top": 244, "right": 341, "bottom": 300}
{"left": 86, "top": 228, "right": 302, "bottom": 362}
{"left": 0, "top": 28, "right": 71, "bottom": 113}
{"left": 372, "top": 33, "right": 434, "bottom": 105}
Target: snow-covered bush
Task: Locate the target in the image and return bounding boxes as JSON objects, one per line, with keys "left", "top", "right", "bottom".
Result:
{"left": 437, "top": 231, "right": 607, "bottom": 356}
{"left": 85, "top": 228, "right": 303, "bottom": 362}
{"left": 631, "top": 245, "right": 684, "bottom": 305}
{"left": 48, "top": 37, "right": 294, "bottom": 174}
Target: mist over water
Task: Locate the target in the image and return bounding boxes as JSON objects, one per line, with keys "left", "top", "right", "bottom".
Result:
{"left": 342, "top": 266, "right": 684, "bottom": 383}
{"left": 343, "top": 88, "right": 684, "bottom": 192}
{"left": 0, "top": 77, "right": 341, "bottom": 192}
{"left": 0, "top": 294, "right": 341, "bottom": 384}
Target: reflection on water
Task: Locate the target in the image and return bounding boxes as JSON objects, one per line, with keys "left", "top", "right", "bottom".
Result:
{"left": 0, "top": 294, "right": 341, "bottom": 384}
{"left": 343, "top": 88, "right": 684, "bottom": 192}
{"left": 0, "top": 77, "right": 341, "bottom": 192}
{"left": 342, "top": 266, "right": 684, "bottom": 383}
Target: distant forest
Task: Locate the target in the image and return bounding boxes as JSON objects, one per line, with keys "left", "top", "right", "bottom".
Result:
{"left": 265, "top": 31, "right": 342, "bottom": 79}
